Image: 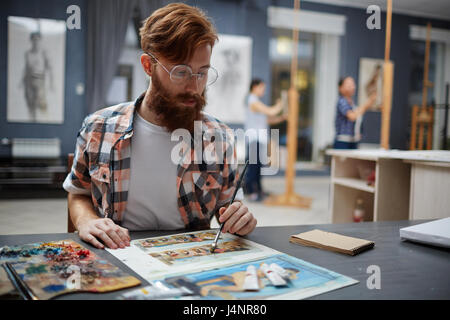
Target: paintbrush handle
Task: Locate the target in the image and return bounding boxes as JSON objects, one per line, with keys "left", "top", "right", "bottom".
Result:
{"left": 228, "top": 160, "right": 249, "bottom": 204}
{"left": 213, "top": 160, "right": 249, "bottom": 245}
{"left": 3, "top": 262, "right": 39, "bottom": 300}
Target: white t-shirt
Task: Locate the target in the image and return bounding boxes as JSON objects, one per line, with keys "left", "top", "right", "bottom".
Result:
{"left": 121, "top": 113, "right": 185, "bottom": 231}
{"left": 244, "top": 93, "right": 268, "bottom": 144}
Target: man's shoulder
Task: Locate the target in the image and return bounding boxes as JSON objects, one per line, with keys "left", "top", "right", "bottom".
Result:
{"left": 201, "top": 112, "right": 233, "bottom": 135}
{"left": 82, "top": 102, "right": 135, "bottom": 132}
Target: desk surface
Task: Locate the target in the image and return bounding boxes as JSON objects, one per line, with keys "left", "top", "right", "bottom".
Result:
{"left": 1, "top": 220, "right": 449, "bottom": 300}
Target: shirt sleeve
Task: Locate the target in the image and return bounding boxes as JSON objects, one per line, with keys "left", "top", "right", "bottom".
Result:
{"left": 337, "top": 97, "right": 352, "bottom": 117}
{"left": 62, "top": 116, "right": 92, "bottom": 195}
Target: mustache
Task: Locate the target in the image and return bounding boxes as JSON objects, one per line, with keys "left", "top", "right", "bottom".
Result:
{"left": 174, "top": 92, "right": 206, "bottom": 106}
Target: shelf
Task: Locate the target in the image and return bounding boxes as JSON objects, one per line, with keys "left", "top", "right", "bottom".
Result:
{"left": 0, "top": 178, "right": 57, "bottom": 184}
{"left": 332, "top": 177, "right": 375, "bottom": 193}
{"left": 0, "top": 166, "right": 66, "bottom": 173}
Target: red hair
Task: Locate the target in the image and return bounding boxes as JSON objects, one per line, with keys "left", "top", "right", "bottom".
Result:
{"left": 140, "top": 3, "right": 218, "bottom": 63}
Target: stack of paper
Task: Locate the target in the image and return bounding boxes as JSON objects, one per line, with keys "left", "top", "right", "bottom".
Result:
{"left": 290, "top": 229, "right": 375, "bottom": 256}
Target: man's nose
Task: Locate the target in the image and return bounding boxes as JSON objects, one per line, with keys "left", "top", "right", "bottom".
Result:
{"left": 185, "top": 75, "right": 200, "bottom": 93}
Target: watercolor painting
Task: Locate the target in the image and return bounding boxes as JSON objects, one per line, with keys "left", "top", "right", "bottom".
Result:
{"left": 149, "top": 240, "right": 252, "bottom": 266}
{"left": 0, "top": 239, "right": 140, "bottom": 300}
{"left": 110, "top": 230, "right": 357, "bottom": 299}
{"left": 109, "top": 231, "right": 272, "bottom": 282}
{"left": 163, "top": 254, "right": 358, "bottom": 300}
{"left": 134, "top": 231, "right": 217, "bottom": 251}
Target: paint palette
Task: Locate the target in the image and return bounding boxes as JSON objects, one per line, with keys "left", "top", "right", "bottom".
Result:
{"left": 0, "top": 239, "right": 140, "bottom": 300}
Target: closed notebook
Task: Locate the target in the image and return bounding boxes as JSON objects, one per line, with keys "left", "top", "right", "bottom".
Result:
{"left": 290, "top": 229, "right": 374, "bottom": 256}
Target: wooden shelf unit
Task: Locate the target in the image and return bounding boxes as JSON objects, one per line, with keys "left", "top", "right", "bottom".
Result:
{"left": 328, "top": 150, "right": 411, "bottom": 223}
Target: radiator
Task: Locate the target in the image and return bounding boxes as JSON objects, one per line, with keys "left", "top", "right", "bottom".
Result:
{"left": 11, "top": 138, "right": 61, "bottom": 159}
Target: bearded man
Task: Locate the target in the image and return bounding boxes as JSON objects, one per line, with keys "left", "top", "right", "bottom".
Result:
{"left": 63, "top": 3, "right": 256, "bottom": 250}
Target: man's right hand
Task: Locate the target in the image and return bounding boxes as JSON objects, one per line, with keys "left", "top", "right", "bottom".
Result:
{"left": 78, "top": 217, "right": 130, "bottom": 250}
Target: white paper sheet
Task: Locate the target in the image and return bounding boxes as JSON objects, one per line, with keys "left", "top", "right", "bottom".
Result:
{"left": 400, "top": 218, "right": 450, "bottom": 248}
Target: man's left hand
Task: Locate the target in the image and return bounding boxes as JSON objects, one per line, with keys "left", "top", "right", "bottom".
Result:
{"left": 218, "top": 201, "right": 257, "bottom": 236}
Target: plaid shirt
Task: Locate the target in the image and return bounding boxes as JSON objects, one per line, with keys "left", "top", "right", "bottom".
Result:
{"left": 334, "top": 95, "right": 363, "bottom": 142}
{"left": 63, "top": 94, "right": 240, "bottom": 230}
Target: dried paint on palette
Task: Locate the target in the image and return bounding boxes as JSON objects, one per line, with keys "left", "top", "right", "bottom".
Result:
{"left": 0, "top": 240, "right": 140, "bottom": 299}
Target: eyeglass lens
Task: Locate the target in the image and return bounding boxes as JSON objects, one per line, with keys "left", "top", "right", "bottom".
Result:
{"left": 170, "top": 65, "right": 218, "bottom": 86}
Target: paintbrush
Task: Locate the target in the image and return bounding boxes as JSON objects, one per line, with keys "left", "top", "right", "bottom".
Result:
{"left": 3, "top": 262, "right": 39, "bottom": 300}
{"left": 210, "top": 160, "right": 249, "bottom": 253}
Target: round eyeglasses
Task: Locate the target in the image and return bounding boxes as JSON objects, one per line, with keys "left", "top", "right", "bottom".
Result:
{"left": 146, "top": 52, "right": 218, "bottom": 86}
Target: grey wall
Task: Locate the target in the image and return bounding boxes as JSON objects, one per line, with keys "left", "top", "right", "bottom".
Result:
{"left": 1, "top": 0, "right": 449, "bottom": 156}
{"left": 0, "top": 0, "right": 87, "bottom": 157}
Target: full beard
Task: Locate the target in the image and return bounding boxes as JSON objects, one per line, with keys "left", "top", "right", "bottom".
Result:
{"left": 145, "top": 72, "right": 206, "bottom": 133}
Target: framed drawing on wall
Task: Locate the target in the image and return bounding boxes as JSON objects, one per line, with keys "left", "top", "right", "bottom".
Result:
{"left": 357, "top": 58, "right": 393, "bottom": 112}
{"left": 7, "top": 16, "right": 66, "bottom": 124}
{"left": 205, "top": 34, "right": 252, "bottom": 124}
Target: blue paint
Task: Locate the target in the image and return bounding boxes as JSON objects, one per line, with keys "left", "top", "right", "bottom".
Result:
{"left": 42, "top": 284, "right": 67, "bottom": 293}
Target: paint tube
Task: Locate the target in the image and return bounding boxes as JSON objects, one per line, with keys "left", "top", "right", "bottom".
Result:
{"left": 120, "top": 284, "right": 192, "bottom": 300}
{"left": 269, "top": 263, "right": 290, "bottom": 280}
{"left": 243, "top": 265, "right": 259, "bottom": 291}
{"left": 260, "top": 263, "right": 287, "bottom": 287}
{"left": 153, "top": 280, "right": 171, "bottom": 291}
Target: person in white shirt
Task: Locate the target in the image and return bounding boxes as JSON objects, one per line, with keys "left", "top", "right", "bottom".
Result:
{"left": 244, "top": 79, "right": 286, "bottom": 201}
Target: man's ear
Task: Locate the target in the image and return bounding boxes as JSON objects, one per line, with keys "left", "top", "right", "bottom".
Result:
{"left": 141, "top": 54, "right": 152, "bottom": 77}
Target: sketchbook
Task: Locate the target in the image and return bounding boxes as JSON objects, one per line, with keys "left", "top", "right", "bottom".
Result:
{"left": 107, "top": 230, "right": 358, "bottom": 300}
{"left": 290, "top": 229, "right": 375, "bottom": 256}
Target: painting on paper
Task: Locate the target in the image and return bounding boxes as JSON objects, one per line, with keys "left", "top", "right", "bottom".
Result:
{"left": 164, "top": 254, "right": 358, "bottom": 300}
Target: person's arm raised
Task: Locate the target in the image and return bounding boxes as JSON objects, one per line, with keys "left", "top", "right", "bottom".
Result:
{"left": 345, "top": 92, "right": 377, "bottom": 122}
{"left": 250, "top": 99, "right": 283, "bottom": 117}
{"left": 268, "top": 112, "right": 288, "bottom": 125}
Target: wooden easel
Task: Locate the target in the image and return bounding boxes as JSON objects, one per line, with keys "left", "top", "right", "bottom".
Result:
{"left": 264, "top": 0, "right": 312, "bottom": 208}
{"left": 380, "top": 0, "right": 394, "bottom": 149}
{"left": 410, "top": 22, "right": 434, "bottom": 150}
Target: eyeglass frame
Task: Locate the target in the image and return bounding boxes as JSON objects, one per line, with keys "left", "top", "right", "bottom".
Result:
{"left": 146, "top": 52, "right": 218, "bottom": 86}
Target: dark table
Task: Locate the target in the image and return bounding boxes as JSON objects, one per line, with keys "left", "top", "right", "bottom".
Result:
{"left": 1, "top": 220, "right": 449, "bottom": 300}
